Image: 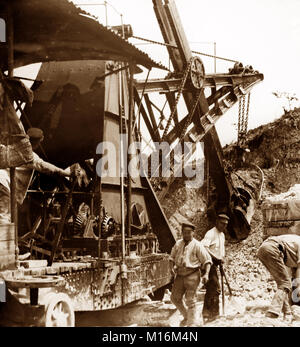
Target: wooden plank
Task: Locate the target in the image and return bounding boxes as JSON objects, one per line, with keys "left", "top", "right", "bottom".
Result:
{"left": 0, "top": 223, "right": 15, "bottom": 241}
{"left": 45, "top": 267, "right": 58, "bottom": 275}
{"left": 5, "top": 276, "right": 65, "bottom": 289}
{"left": 144, "top": 94, "right": 160, "bottom": 139}
{"left": 134, "top": 88, "right": 159, "bottom": 143}
{"left": 264, "top": 221, "right": 300, "bottom": 237}
{"left": 164, "top": 0, "right": 192, "bottom": 63}
{"left": 153, "top": 0, "right": 183, "bottom": 71}
{"left": 19, "top": 260, "right": 48, "bottom": 269}
{"left": 262, "top": 200, "right": 300, "bottom": 222}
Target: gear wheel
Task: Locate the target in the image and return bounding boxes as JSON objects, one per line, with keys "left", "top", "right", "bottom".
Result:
{"left": 101, "top": 213, "right": 116, "bottom": 238}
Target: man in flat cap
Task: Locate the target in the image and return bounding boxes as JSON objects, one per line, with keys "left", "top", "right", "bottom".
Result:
{"left": 201, "top": 213, "right": 229, "bottom": 323}
{"left": 170, "top": 221, "right": 212, "bottom": 327}
{"left": 0, "top": 128, "right": 88, "bottom": 224}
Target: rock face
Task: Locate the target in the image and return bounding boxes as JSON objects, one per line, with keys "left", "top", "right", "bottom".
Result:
{"left": 162, "top": 179, "right": 208, "bottom": 240}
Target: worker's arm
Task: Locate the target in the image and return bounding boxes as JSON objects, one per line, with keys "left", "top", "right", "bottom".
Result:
{"left": 202, "top": 230, "right": 225, "bottom": 264}
{"left": 206, "top": 248, "right": 224, "bottom": 264}
{"left": 31, "top": 153, "right": 70, "bottom": 177}
{"left": 202, "top": 262, "right": 211, "bottom": 285}
{"left": 197, "top": 243, "right": 212, "bottom": 284}
{"left": 32, "top": 154, "right": 89, "bottom": 186}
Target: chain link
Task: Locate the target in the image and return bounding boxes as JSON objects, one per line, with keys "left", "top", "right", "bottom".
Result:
{"left": 237, "top": 93, "right": 251, "bottom": 145}
{"left": 161, "top": 58, "right": 193, "bottom": 140}
{"left": 245, "top": 92, "right": 251, "bottom": 133}
{"left": 241, "top": 96, "right": 246, "bottom": 133}
{"left": 132, "top": 35, "right": 239, "bottom": 63}
{"left": 238, "top": 97, "right": 242, "bottom": 137}
{"left": 178, "top": 89, "right": 202, "bottom": 143}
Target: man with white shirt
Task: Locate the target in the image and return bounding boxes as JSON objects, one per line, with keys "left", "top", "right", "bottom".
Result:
{"left": 201, "top": 213, "right": 229, "bottom": 323}
{"left": 170, "top": 222, "right": 212, "bottom": 327}
{"left": 257, "top": 234, "right": 300, "bottom": 319}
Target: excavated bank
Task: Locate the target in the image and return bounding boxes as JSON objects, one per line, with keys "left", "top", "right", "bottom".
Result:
{"left": 162, "top": 108, "right": 300, "bottom": 302}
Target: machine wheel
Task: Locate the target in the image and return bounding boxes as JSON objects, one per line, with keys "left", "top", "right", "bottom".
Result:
{"left": 190, "top": 56, "right": 205, "bottom": 89}
{"left": 44, "top": 293, "right": 75, "bottom": 327}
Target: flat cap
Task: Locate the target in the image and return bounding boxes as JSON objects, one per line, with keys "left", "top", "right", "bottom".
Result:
{"left": 217, "top": 213, "right": 230, "bottom": 221}
{"left": 182, "top": 222, "right": 196, "bottom": 230}
{"left": 27, "top": 127, "right": 44, "bottom": 139}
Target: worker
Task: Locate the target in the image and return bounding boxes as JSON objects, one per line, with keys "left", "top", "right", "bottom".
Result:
{"left": 201, "top": 213, "right": 229, "bottom": 323}
{"left": 0, "top": 127, "right": 89, "bottom": 224}
{"left": 170, "top": 221, "right": 212, "bottom": 327}
{"left": 257, "top": 234, "right": 300, "bottom": 319}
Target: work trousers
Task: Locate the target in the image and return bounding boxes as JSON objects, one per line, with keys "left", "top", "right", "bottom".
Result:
{"left": 257, "top": 239, "right": 292, "bottom": 316}
{"left": 171, "top": 270, "right": 200, "bottom": 326}
{"left": 257, "top": 239, "right": 292, "bottom": 292}
{"left": 202, "top": 263, "right": 220, "bottom": 320}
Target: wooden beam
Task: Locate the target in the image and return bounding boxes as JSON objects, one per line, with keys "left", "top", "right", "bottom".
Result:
{"left": 153, "top": 0, "right": 183, "bottom": 72}
{"left": 144, "top": 94, "right": 161, "bottom": 142}
{"left": 135, "top": 73, "right": 264, "bottom": 93}
{"left": 133, "top": 88, "right": 160, "bottom": 143}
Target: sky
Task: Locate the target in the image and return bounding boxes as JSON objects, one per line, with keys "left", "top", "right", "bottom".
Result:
{"left": 15, "top": 0, "right": 300, "bottom": 146}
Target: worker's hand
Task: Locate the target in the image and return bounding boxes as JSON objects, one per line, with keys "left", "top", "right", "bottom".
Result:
{"left": 213, "top": 258, "right": 222, "bottom": 266}
{"left": 202, "top": 273, "right": 209, "bottom": 285}
{"left": 70, "top": 163, "right": 89, "bottom": 187}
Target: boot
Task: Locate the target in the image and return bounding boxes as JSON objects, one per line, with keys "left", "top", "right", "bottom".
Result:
{"left": 171, "top": 296, "right": 187, "bottom": 322}
{"left": 266, "top": 289, "right": 287, "bottom": 318}
{"left": 282, "top": 293, "right": 293, "bottom": 321}
{"left": 186, "top": 306, "right": 198, "bottom": 327}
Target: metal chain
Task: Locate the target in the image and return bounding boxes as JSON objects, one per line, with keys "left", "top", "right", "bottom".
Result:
{"left": 178, "top": 89, "right": 202, "bottom": 143}
{"left": 161, "top": 58, "right": 193, "bottom": 140}
{"left": 132, "top": 35, "right": 239, "bottom": 63}
{"left": 241, "top": 96, "right": 246, "bottom": 133}
{"left": 238, "top": 97, "right": 242, "bottom": 138}
{"left": 168, "top": 88, "right": 202, "bottom": 171}
{"left": 237, "top": 93, "right": 251, "bottom": 145}
{"left": 245, "top": 92, "right": 251, "bottom": 133}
